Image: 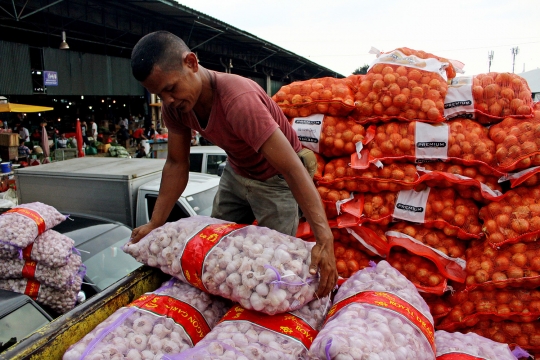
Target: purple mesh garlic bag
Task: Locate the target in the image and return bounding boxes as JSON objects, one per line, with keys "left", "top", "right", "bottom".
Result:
{"left": 309, "top": 260, "right": 435, "bottom": 360}
{"left": 0, "top": 253, "right": 82, "bottom": 290}
{"left": 63, "top": 278, "right": 230, "bottom": 360}
{"left": 0, "top": 202, "right": 66, "bottom": 249}
{"left": 164, "top": 296, "right": 331, "bottom": 360}
{"left": 123, "top": 216, "right": 319, "bottom": 315}
{"left": 0, "top": 230, "right": 75, "bottom": 268}
{"left": 0, "top": 273, "right": 83, "bottom": 314}
{"left": 435, "top": 330, "right": 529, "bottom": 360}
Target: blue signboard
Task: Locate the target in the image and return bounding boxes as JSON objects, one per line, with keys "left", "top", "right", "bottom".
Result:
{"left": 43, "top": 71, "right": 58, "bottom": 86}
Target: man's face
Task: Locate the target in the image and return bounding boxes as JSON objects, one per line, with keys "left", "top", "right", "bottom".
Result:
{"left": 141, "top": 56, "right": 202, "bottom": 114}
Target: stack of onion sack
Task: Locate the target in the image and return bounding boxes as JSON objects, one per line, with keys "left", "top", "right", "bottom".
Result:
{"left": 271, "top": 77, "right": 355, "bottom": 118}
{"left": 352, "top": 48, "right": 449, "bottom": 124}
{"left": 164, "top": 296, "right": 330, "bottom": 360}
{"left": 63, "top": 278, "right": 229, "bottom": 360}
{"left": 122, "top": 216, "right": 319, "bottom": 315}
{"left": 309, "top": 260, "right": 435, "bottom": 359}
{"left": 0, "top": 203, "right": 82, "bottom": 314}
{"left": 351, "top": 119, "right": 499, "bottom": 172}
{"left": 435, "top": 330, "right": 529, "bottom": 360}
{"left": 444, "top": 72, "right": 533, "bottom": 124}
{"left": 489, "top": 107, "right": 540, "bottom": 172}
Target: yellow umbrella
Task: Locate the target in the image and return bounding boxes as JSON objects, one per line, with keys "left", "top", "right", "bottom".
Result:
{"left": 0, "top": 102, "right": 54, "bottom": 113}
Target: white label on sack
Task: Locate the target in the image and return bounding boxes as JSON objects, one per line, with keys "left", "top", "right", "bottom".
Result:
{"left": 385, "top": 231, "right": 466, "bottom": 269}
{"left": 444, "top": 76, "right": 475, "bottom": 120}
{"left": 355, "top": 141, "right": 363, "bottom": 159}
{"left": 499, "top": 166, "right": 540, "bottom": 183}
{"left": 393, "top": 188, "right": 430, "bottom": 223}
{"left": 292, "top": 114, "right": 324, "bottom": 153}
{"left": 368, "top": 49, "right": 448, "bottom": 81}
{"left": 415, "top": 122, "right": 449, "bottom": 160}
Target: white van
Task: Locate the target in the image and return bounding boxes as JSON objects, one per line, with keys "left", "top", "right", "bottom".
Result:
{"left": 189, "top": 145, "right": 227, "bottom": 176}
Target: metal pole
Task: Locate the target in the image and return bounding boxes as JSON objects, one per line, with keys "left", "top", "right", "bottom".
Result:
{"left": 488, "top": 51, "right": 494, "bottom": 72}
{"left": 511, "top": 47, "right": 519, "bottom": 73}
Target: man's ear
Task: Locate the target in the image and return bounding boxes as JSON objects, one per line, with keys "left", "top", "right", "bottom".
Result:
{"left": 184, "top": 52, "right": 199, "bottom": 72}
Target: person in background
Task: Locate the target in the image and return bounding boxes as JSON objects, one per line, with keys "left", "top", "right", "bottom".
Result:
{"left": 135, "top": 142, "right": 147, "bottom": 158}
{"left": 120, "top": 117, "right": 129, "bottom": 129}
{"left": 190, "top": 129, "right": 199, "bottom": 146}
{"left": 116, "top": 125, "right": 130, "bottom": 148}
{"left": 146, "top": 123, "right": 156, "bottom": 140}
{"left": 31, "top": 128, "right": 41, "bottom": 142}
{"left": 132, "top": 124, "right": 146, "bottom": 146}
{"left": 18, "top": 124, "right": 29, "bottom": 142}
{"left": 57, "top": 133, "right": 68, "bottom": 148}
{"left": 17, "top": 139, "right": 31, "bottom": 158}
{"left": 90, "top": 120, "right": 98, "bottom": 140}
{"left": 81, "top": 121, "right": 89, "bottom": 145}
{"left": 129, "top": 31, "right": 337, "bottom": 297}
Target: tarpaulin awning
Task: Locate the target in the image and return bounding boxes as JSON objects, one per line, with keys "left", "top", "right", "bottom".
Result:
{"left": 0, "top": 103, "right": 54, "bottom": 113}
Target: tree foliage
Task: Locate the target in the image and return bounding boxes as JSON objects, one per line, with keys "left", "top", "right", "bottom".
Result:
{"left": 352, "top": 64, "right": 369, "bottom": 75}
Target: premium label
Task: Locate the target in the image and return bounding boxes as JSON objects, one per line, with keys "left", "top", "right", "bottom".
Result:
{"left": 325, "top": 291, "right": 435, "bottom": 354}
{"left": 219, "top": 305, "right": 318, "bottom": 350}
{"left": 24, "top": 279, "right": 40, "bottom": 300}
{"left": 181, "top": 223, "right": 247, "bottom": 292}
{"left": 4, "top": 208, "right": 46, "bottom": 235}
{"left": 22, "top": 260, "right": 38, "bottom": 279}
{"left": 292, "top": 114, "right": 324, "bottom": 153}
{"left": 128, "top": 293, "right": 211, "bottom": 345}
{"left": 393, "top": 188, "right": 430, "bottom": 223}
{"left": 444, "top": 76, "right": 475, "bottom": 120}
{"left": 415, "top": 122, "right": 449, "bottom": 160}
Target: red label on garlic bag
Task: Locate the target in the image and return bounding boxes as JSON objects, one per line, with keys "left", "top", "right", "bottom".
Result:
{"left": 22, "top": 243, "right": 33, "bottom": 260}
{"left": 325, "top": 291, "right": 436, "bottom": 354}
{"left": 181, "top": 223, "right": 246, "bottom": 292}
{"left": 437, "top": 353, "right": 485, "bottom": 360}
{"left": 22, "top": 260, "right": 38, "bottom": 279}
{"left": 219, "top": 305, "right": 318, "bottom": 350}
{"left": 128, "top": 293, "right": 211, "bottom": 345}
{"left": 24, "top": 279, "right": 40, "bottom": 300}
{"left": 5, "top": 208, "right": 46, "bottom": 235}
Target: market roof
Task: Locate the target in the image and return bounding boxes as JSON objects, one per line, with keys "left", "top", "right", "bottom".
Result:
{"left": 0, "top": 103, "right": 54, "bottom": 113}
{"left": 0, "top": 0, "right": 344, "bottom": 81}
{"left": 519, "top": 68, "right": 540, "bottom": 93}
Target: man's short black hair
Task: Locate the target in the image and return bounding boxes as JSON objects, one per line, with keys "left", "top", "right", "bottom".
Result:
{"left": 131, "top": 31, "right": 190, "bottom": 82}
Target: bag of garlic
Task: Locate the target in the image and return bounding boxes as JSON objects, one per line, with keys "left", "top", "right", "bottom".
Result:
{"left": 309, "top": 260, "right": 435, "bottom": 360}
{"left": 63, "top": 278, "right": 230, "bottom": 360}
{"left": 0, "top": 253, "right": 83, "bottom": 290}
{"left": 122, "top": 216, "right": 319, "bottom": 315}
{"left": 0, "top": 274, "right": 83, "bottom": 314}
{"left": 435, "top": 330, "right": 530, "bottom": 360}
{"left": 0, "top": 202, "right": 66, "bottom": 249}
{"left": 0, "top": 230, "right": 75, "bottom": 268}
{"left": 163, "top": 295, "right": 330, "bottom": 360}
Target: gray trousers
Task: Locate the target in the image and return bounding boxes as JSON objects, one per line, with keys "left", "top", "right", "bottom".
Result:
{"left": 211, "top": 165, "right": 299, "bottom": 236}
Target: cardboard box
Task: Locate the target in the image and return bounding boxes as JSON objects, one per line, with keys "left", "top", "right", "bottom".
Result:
{"left": 98, "top": 143, "right": 111, "bottom": 153}
{"left": 0, "top": 133, "right": 20, "bottom": 147}
{"left": 0, "top": 146, "right": 18, "bottom": 160}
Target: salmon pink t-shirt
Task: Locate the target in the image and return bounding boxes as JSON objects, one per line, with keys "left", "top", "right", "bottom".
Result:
{"left": 162, "top": 71, "right": 301, "bottom": 181}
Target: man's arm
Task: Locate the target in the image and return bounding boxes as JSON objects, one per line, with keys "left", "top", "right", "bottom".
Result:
{"left": 259, "top": 129, "right": 337, "bottom": 298}
{"left": 130, "top": 127, "right": 192, "bottom": 243}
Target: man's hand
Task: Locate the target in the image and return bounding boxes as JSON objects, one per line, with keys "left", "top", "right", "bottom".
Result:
{"left": 309, "top": 241, "right": 338, "bottom": 298}
{"left": 130, "top": 222, "right": 159, "bottom": 244}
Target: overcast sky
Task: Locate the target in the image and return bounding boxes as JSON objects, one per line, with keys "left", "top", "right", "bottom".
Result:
{"left": 176, "top": 0, "right": 539, "bottom": 77}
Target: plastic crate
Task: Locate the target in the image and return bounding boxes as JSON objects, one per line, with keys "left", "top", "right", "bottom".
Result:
{"left": 0, "top": 133, "right": 20, "bottom": 147}
{"left": 0, "top": 146, "right": 17, "bottom": 160}
{"left": 53, "top": 148, "right": 77, "bottom": 161}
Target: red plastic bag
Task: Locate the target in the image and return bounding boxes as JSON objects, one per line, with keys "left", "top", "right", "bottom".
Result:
{"left": 318, "top": 158, "right": 420, "bottom": 193}
{"left": 444, "top": 73, "right": 534, "bottom": 124}
{"left": 479, "top": 185, "right": 540, "bottom": 247}
{"left": 352, "top": 49, "right": 448, "bottom": 124}
{"left": 338, "top": 187, "right": 482, "bottom": 240}
{"left": 272, "top": 77, "right": 355, "bottom": 118}
{"left": 388, "top": 247, "right": 449, "bottom": 295}
{"left": 351, "top": 119, "right": 498, "bottom": 172}
{"left": 438, "top": 288, "right": 540, "bottom": 332}
{"left": 489, "top": 110, "right": 540, "bottom": 172}
{"left": 291, "top": 115, "right": 374, "bottom": 158}
{"left": 386, "top": 223, "right": 467, "bottom": 282}
{"left": 464, "top": 240, "right": 540, "bottom": 291}
{"left": 417, "top": 162, "right": 504, "bottom": 202}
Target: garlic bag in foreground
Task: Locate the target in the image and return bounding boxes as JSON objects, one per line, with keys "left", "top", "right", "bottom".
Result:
{"left": 164, "top": 296, "right": 330, "bottom": 360}
{"left": 435, "top": 330, "right": 528, "bottom": 360}
{"left": 63, "top": 278, "right": 229, "bottom": 360}
{"left": 309, "top": 260, "right": 435, "bottom": 360}
{"left": 123, "top": 216, "right": 319, "bottom": 315}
